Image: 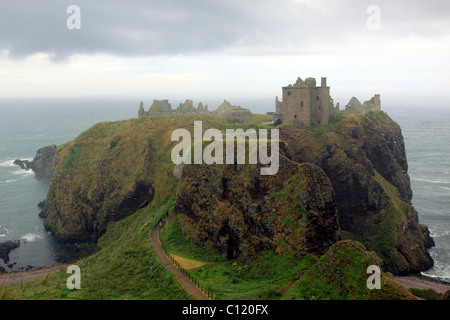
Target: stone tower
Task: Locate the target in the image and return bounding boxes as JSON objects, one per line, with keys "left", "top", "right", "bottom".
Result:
{"left": 138, "top": 102, "right": 145, "bottom": 118}
{"left": 275, "top": 77, "right": 332, "bottom": 126}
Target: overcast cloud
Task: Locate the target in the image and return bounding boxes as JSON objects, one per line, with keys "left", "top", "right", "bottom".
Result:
{"left": 1, "top": 0, "right": 449, "bottom": 59}
{"left": 0, "top": 0, "right": 449, "bottom": 105}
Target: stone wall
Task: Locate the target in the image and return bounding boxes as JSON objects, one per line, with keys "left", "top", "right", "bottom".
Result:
{"left": 276, "top": 77, "right": 331, "bottom": 126}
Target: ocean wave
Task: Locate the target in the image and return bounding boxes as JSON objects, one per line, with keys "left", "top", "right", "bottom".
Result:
{"left": 20, "top": 233, "right": 44, "bottom": 242}
{"left": 0, "top": 225, "right": 8, "bottom": 237}
{"left": 411, "top": 177, "right": 450, "bottom": 185}
{"left": 420, "top": 272, "right": 450, "bottom": 284}
{"left": 0, "top": 158, "right": 33, "bottom": 167}
{"left": 11, "top": 168, "right": 34, "bottom": 176}
{"left": 0, "top": 159, "right": 15, "bottom": 167}
{"left": 4, "top": 179, "right": 19, "bottom": 183}
{"left": 430, "top": 229, "right": 450, "bottom": 239}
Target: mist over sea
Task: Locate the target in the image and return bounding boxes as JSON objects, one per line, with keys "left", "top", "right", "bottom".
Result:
{"left": 0, "top": 98, "right": 449, "bottom": 282}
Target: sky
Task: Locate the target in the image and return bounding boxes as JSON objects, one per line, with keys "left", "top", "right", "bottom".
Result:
{"left": 1, "top": 0, "right": 450, "bottom": 110}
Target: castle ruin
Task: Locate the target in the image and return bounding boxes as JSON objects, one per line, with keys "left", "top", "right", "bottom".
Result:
{"left": 138, "top": 99, "right": 245, "bottom": 118}
{"left": 274, "top": 76, "right": 381, "bottom": 126}
{"left": 138, "top": 99, "right": 209, "bottom": 118}
{"left": 275, "top": 77, "right": 333, "bottom": 126}
{"left": 345, "top": 95, "right": 381, "bottom": 114}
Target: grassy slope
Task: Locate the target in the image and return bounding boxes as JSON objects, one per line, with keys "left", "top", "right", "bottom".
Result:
{"left": 3, "top": 114, "right": 273, "bottom": 299}
{"left": 4, "top": 197, "right": 193, "bottom": 300}
{"left": 160, "top": 215, "right": 317, "bottom": 300}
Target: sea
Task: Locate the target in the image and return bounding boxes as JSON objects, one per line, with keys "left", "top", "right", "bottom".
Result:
{"left": 0, "top": 98, "right": 449, "bottom": 282}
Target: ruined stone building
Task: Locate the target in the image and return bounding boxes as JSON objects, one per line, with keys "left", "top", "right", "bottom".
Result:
{"left": 138, "top": 99, "right": 209, "bottom": 118}
{"left": 275, "top": 77, "right": 334, "bottom": 126}
{"left": 345, "top": 95, "right": 381, "bottom": 114}
{"left": 137, "top": 98, "right": 248, "bottom": 119}
{"left": 274, "top": 76, "right": 381, "bottom": 126}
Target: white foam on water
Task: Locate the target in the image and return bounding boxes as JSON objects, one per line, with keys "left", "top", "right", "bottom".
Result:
{"left": 0, "top": 158, "right": 33, "bottom": 167}
{"left": 11, "top": 168, "right": 34, "bottom": 176}
{"left": 430, "top": 229, "right": 450, "bottom": 239}
{"left": 0, "top": 159, "right": 15, "bottom": 167}
{"left": 411, "top": 177, "right": 450, "bottom": 185}
{"left": 20, "top": 233, "right": 44, "bottom": 242}
{"left": 0, "top": 226, "right": 8, "bottom": 237}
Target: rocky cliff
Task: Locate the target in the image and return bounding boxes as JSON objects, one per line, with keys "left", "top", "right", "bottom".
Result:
{"left": 14, "top": 144, "right": 56, "bottom": 180}
{"left": 175, "top": 154, "right": 339, "bottom": 262}
{"left": 40, "top": 121, "right": 157, "bottom": 243}
{"left": 279, "top": 111, "right": 434, "bottom": 274}
{"left": 40, "top": 112, "right": 433, "bottom": 276}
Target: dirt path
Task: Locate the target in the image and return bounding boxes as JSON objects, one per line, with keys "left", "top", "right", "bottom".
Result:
{"left": 0, "top": 264, "right": 68, "bottom": 287}
{"left": 394, "top": 275, "right": 450, "bottom": 294}
{"left": 151, "top": 222, "right": 207, "bottom": 300}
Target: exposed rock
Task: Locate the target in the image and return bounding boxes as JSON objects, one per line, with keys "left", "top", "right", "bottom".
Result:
{"left": 37, "top": 200, "right": 46, "bottom": 209}
{"left": 107, "top": 138, "right": 120, "bottom": 150}
{"left": 42, "top": 136, "right": 156, "bottom": 243}
{"left": 0, "top": 240, "right": 20, "bottom": 264}
{"left": 13, "top": 159, "right": 32, "bottom": 170}
{"left": 14, "top": 144, "right": 57, "bottom": 180}
{"left": 272, "top": 112, "right": 283, "bottom": 125}
{"left": 279, "top": 112, "right": 434, "bottom": 274}
{"left": 175, "top": 153, "right": 339, "bottom": 262}
{"left": 43, "top": 178, "right": 154, "bottom": 243}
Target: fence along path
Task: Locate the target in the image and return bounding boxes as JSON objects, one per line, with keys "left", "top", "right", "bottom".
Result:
{"left": 151, "top": 217, "right": 215, "bottom": 300}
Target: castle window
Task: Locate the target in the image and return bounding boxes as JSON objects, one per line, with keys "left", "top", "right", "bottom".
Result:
{"left": 294, "top": 115, "right": 297, "bottom": 118}
{"left": 300, "top": 101, "right": 303, "bottom": 107}
{"left": 287, "top": 91, "right": 291, "bottom": 96}
{"left": 316, "top": 96, "right": 319, "bottom": 101}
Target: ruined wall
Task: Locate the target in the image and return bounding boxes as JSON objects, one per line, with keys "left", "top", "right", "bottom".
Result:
{"left": 345, "top": 95, "right": 381, "bottom": 115}
{"left": 281, "top": 87, "right": 313, "bottom": 125}
{"left": 279, "top": 78, "right": 331, "bottom": 126}
{"left": 311, "top": 86, "right": 330, "bottom": 126}
{"left": 362, "top": 94, "right": 381, "bottom": 113}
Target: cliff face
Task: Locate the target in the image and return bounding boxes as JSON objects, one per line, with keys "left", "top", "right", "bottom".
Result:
{"left": 175, "top": 154, "right": 339, "bottom": 262}
{"left": 14, "top": 144, "right": 56, "bottom": 180}
{"left": 41, "top": 112, "right": 433, "bottom": 276}
{"left": 279, "top": 112, "right": 434, "bottom": 274}
{"left": 40, "top": 121, "right": 157, "bottom": 243}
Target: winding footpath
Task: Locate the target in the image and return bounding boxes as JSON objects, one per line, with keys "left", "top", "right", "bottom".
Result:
{"left": 151, "top": 221, "right": 208, "bottom": 300}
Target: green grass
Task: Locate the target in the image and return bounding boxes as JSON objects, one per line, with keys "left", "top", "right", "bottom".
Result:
{"left": 159, "top": 212, "right": 318, "bottom": 300}
{"left": 191, "top": 252, "right": 317, "bottom": 300}
{"left": 364, "top": 111, "right": 390, "bottom": 124}
{"left": 62, "top": 144, "right": 81, "bottom": 173}
{"left": 1, "top": 111, "right": 418, "bottom": 301}
{"left": 3, "top": 197, "right": 193, "bottom": 300}
{"left": 160, "top": 215, "right": 227, "bottom": 263}
{"left": 408, "top": 288, "right": 441, "bottom": 300}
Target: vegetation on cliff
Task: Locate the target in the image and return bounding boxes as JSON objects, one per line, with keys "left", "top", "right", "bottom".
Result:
{"left": 279, "top": 111, "right": 433, "bottom": 274}
{"left": 2, "top": 111, "right": 434, "bottom": 300}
